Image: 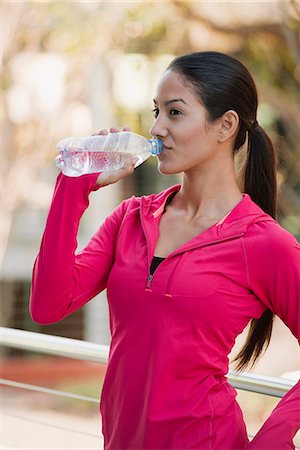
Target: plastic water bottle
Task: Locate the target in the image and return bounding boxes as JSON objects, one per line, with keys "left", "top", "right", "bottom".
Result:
{"left": 55, "top": 132, "right": 163, "bottom": 177}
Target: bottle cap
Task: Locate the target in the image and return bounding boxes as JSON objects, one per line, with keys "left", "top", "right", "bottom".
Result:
{"left": 149, "top": 139, "right": 164, "bottom": 155}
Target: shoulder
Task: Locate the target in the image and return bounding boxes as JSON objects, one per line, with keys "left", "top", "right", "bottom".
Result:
{"left": 245, "top": 218, "right": 300, "bottom": 262}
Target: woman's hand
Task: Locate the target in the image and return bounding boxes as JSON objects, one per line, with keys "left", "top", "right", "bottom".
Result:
{"left": 93, "top": 126, "right": 138, "bottom": 187}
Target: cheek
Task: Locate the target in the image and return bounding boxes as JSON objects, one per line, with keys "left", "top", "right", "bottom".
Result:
{"left": 182, "top": 129, "right": 214, "bottom": 160}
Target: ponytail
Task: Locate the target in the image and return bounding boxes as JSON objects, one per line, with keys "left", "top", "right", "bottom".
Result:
{"left": 233, "top": 123, "right": 278, "bottom": 372}
{"left": 244, "top": 124, "right": 278, "bottom": 219}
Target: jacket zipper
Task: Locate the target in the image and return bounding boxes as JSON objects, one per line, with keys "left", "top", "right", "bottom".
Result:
{"left": 150, "top": 232, "right": 245, "bottom": 293}
{"left": 146, "top": 274, "right": 153, "bottom": 289}
{"left": 140, "top": 207, "right": 154, "bottom": 290}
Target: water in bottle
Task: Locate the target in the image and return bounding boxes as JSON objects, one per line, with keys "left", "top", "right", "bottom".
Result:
{"left": 55, "top": 132, "right": 164, "bottom": 177}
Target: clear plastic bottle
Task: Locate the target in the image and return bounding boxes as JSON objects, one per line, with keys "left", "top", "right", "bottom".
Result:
{"left": 55, "top": 132, "right": 163, "bottom": 177}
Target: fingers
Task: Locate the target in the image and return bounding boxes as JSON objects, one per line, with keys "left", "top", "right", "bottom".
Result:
{"left": 122, "top": 157, "right": 138, "bottom": 173}
{"left": 109, "top": 126, "right": 131, "bottom": 133}
{"left": 92, "top": 129, "right": 108, "bottom": 136}
{"left": 110, "top": 126, "right": 119, "bottom": 133}
{"left": 92, "top": 126, "right": 131, "bottom": 136}
{"left": 98, "top": 129, "right": 109, "bottom": 135}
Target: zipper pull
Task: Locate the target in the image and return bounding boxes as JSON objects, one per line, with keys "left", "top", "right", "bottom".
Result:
{"left": 146, "top": 274, "right": 153, "bottom": 290}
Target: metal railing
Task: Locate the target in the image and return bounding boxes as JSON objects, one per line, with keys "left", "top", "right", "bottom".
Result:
{"left": 1, "top": 327, "right": 298, "bottom": 448}
{"left": 1, "top": 326, "right": 296, "bottom": 398}
{"left": 1, "top": 327, "right": 105, "bottom": 449}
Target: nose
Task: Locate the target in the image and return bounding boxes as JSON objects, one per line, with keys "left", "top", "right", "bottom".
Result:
{"left": 149, "top": 117, "right": 168, "bottom": 139}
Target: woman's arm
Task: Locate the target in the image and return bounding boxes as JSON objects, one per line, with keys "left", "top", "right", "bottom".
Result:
{"left": 245, "top": 221, "right": 300, "bottom": 449}
{"left": 29, "top": 172, "right": 131, "bottom": 325}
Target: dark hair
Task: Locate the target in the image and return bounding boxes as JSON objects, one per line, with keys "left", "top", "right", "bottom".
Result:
{"left": 168, "top": 51, "right": 278, "bottom": 372}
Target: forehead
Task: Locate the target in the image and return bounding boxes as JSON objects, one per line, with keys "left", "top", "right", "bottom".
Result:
{"left": 154, "top": 70, "right": 198, "bottom": 104}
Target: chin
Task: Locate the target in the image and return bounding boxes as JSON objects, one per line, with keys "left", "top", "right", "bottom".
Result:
{"left": 157, "top": 161, "right": 182, "bottom": 175}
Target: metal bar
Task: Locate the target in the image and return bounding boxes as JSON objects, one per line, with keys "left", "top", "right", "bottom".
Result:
{"left": 1, "top": 327, "right": 108, "bottom": 363}
{"left": 3, "top": 411, "right": 101, "bottom": 438}
{"left": 228, "top": 371, "right": 295, "bottom": 398}
{"left": 0, "top": 378, "right": 99, "bottom": 403}
{"left": 1, "top": 327, "right": 297, "bottom": 398}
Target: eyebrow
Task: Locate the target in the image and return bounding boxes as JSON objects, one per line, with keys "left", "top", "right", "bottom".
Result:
{"left": 153, "top": 98, "right": 189, "bottom": 107}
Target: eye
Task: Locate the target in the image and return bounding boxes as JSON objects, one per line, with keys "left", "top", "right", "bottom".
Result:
{"left": 170, "top": 109, "right": 182, "bottom": 116}
{"left": 152, "top": 107, "right": 159, "bottom": 118}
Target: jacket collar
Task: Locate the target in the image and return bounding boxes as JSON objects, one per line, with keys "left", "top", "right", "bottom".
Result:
{"left": 141, "top": 184, "right": 274, "bottom": 240}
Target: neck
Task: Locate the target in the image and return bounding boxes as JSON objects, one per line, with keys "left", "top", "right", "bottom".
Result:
{"left": 176, "top": 160, "right": 243, "bottom": 220}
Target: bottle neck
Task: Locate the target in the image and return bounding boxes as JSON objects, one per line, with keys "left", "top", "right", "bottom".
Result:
{"left": 149, "top": 139, "right": 163, "bottom": 155}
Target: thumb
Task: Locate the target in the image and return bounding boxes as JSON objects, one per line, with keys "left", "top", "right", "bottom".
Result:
{"left": 96, "top": 156, "right": 139, "bottom": 187}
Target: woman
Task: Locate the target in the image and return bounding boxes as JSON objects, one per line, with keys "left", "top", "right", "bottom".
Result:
{"left": 30, "top": 52, "right": 300, "bottom": 449}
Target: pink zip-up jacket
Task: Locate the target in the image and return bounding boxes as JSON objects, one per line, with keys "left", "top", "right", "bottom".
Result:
{"left": 30, "top": 173, "right": 300, "bottom": 450}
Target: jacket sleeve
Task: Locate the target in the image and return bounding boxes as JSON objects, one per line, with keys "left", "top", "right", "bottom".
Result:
{"left": 244, "top": 221, "right": 300, "bottom": 450}
{"left": 29, "top": 172, "right": 130, "bottom": 325}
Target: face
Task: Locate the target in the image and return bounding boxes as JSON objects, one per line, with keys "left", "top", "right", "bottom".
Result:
{"left": 149, "top": 70, "right": 222, "bottom": 175}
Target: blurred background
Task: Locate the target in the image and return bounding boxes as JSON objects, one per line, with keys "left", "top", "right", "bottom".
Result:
{"left": 1, "top": 1, "right": 300, "bottom": 449}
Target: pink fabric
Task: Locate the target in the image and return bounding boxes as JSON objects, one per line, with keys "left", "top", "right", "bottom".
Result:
{"left": 216, "top": 211, "right": 231, "bottom": 226}
{"left": 30, "top": 173, "right": 300, "bottom": 450}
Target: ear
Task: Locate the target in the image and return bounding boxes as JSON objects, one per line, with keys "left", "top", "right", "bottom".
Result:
{"left": 217, "top": 110, "right": 239, "bottom": 143}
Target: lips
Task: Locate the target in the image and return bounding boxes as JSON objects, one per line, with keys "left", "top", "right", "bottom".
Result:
{"left": 158, "top": 145, "right": 172, "bottom": 157}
